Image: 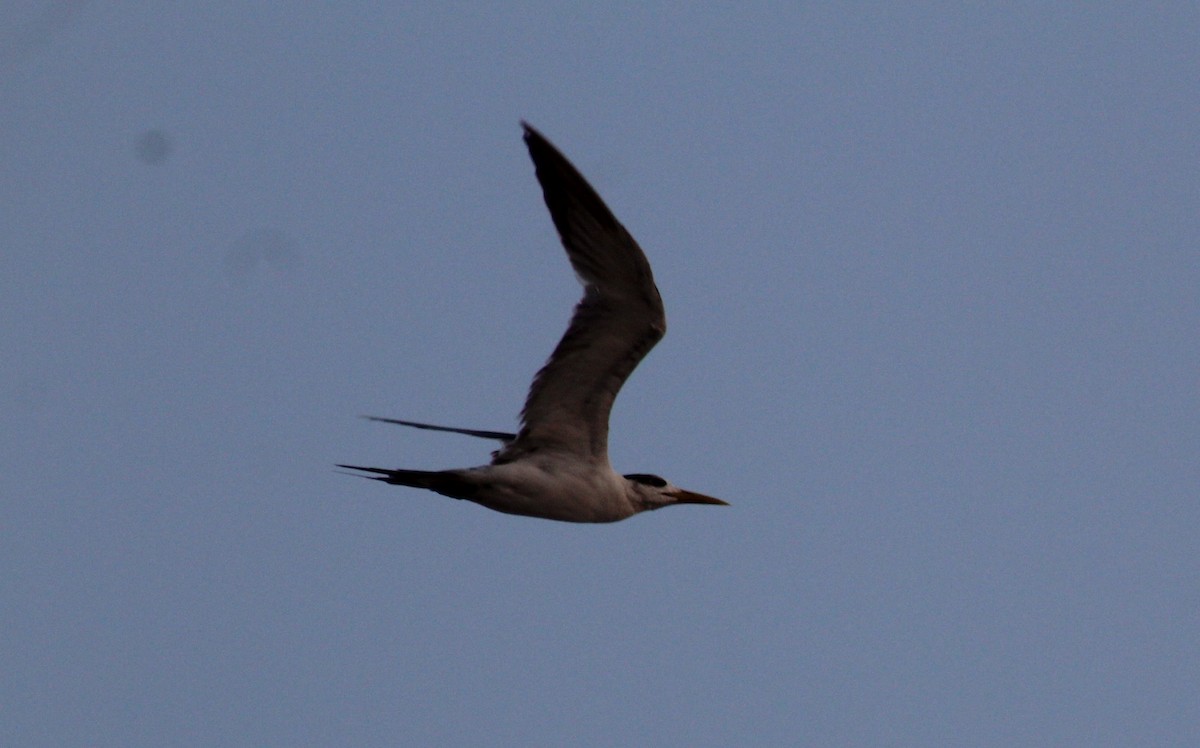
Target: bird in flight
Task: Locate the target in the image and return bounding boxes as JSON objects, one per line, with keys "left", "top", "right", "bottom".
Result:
{"left": 338, "top": 123, "right": 727, "bottom": 523}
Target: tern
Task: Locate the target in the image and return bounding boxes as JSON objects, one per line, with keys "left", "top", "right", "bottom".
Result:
{"left": 338, "top": 123, "right": 727, "bottom": 523}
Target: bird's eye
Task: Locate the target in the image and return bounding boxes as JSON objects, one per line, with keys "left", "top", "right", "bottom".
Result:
{"left": 625, "top": 473, "right": 667, "bottom": 487}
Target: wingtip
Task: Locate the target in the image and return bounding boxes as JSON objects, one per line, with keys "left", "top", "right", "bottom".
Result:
{"left": 521, "top": 121, "right": 549, "bottom": 148}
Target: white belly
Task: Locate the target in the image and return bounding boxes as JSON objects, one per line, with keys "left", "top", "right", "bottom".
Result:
{"left": 461, "top": 459, "right": 634, "bottom": 523}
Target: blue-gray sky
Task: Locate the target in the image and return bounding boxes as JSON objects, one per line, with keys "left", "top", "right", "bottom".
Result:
{"left": 4, "top": 3, "right": 1198, "bottom": 746}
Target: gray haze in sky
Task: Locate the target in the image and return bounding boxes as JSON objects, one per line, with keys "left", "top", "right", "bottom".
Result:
{"left": 3, "top": 4, "right": 1198, "bottom": 746}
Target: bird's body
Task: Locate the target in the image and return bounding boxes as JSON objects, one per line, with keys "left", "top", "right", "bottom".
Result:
{"left": 353, "top": 459, "right": 632, "bottom": 523}
{"left": 339, "top": 123, "right": 726, "bottom": 523}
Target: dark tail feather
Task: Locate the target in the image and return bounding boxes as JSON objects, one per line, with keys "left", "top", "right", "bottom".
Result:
{"left": 361, "top": 416, "right": 516, "bottom": 443}
{"left": 336, "top": 464, "right": 441, "bottom": 488}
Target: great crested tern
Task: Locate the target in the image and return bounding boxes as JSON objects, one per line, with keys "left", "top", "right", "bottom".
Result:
{"left": 339, "top": 123, "right": 727, "bottom": 522}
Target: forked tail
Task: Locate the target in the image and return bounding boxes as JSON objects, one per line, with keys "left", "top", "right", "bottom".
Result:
{"left": 336, "top": 464, "right": 442, "bottom": 488}
{"left": 361, "top": 416, "right": 515, "bottom": 443}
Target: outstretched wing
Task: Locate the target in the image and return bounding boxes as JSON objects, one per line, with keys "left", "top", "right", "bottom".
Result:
{"left": 495, "top": 124, "right": 665, "bottom": 464}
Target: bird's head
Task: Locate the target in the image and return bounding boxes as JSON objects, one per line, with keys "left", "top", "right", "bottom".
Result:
{"left": 623, "top": 472, "right": 728, "bottom": 513}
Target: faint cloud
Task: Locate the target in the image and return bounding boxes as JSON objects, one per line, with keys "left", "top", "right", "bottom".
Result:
{"left": 135, "top": 129, "right": 172, "bottom": 164}
{"left": 224, "top": 228, "right": 301, "bottom": 280}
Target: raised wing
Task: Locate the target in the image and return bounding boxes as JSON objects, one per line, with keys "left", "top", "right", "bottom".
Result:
{"left": 495, "top": 124, "right": 666, "bottom": 464}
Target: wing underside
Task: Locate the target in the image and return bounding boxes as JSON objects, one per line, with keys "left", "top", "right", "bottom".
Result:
{"left": 496, "top": 124, "right": 666, "bottom": 464}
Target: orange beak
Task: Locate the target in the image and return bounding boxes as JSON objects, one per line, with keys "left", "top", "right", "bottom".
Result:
{"left": 668, "top": 488, "right": 729, "bottom": 506}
